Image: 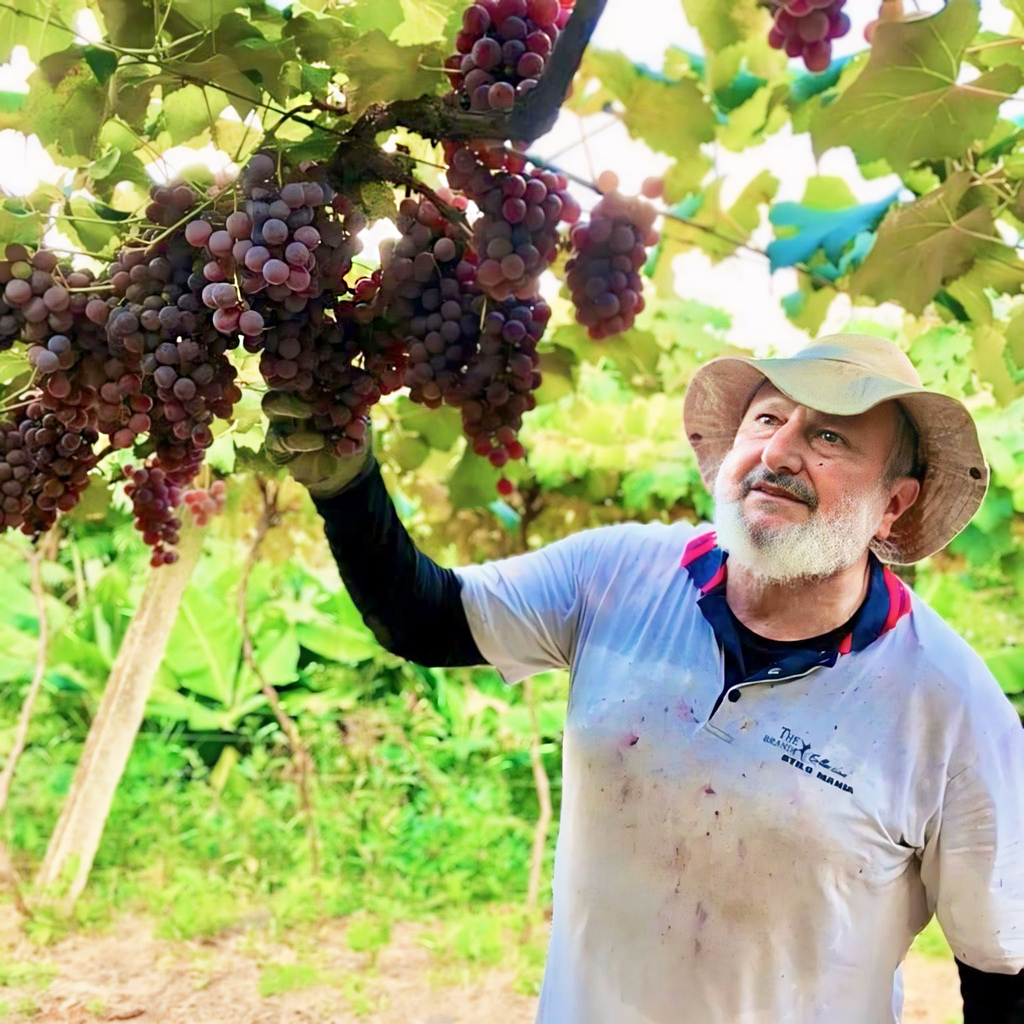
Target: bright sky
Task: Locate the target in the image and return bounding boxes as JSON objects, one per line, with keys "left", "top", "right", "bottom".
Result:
{"left": 0, "top": 0, "right": 1019, "bottom": 356}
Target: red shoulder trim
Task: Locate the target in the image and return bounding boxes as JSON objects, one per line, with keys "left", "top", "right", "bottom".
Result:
{"left": 838, "top": 632, "right": 853, "bottom": 655}
{"left": 700, "top": 564, "right": 726, "bottom": 594}
{"left": 881, "top": 567, "right": 911, "bottom": 633}
{"left": 680, "top": 530, "right": 717, "bottom": 568}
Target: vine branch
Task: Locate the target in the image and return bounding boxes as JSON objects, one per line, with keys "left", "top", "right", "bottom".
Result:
{"left": 328, "top": 0, "right": 606, "bottom": 186}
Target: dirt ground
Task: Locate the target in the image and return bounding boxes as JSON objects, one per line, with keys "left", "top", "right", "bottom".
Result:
{"left": 0, "top": 908, "right": 962, "bottom": 1024}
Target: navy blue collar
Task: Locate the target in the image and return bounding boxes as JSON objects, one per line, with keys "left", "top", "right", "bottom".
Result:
{"left": 680, "top": 531, "right": 910, "bottom": 685}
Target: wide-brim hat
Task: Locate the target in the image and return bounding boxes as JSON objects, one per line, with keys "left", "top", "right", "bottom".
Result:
{"left": 682, "top": 333, "right": 988, "bottom": 564}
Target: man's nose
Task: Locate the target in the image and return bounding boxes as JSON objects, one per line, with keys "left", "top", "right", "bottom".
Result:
{"left": 760, "top": 413, "right": 806, "bottom": 477}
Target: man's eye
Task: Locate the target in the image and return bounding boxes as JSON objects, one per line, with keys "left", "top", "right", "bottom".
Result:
{"left": 818, "top": 430, "right": 845, "bottom": 445}
{"left": 756, "top": 414, "right": 777, "bottom": 425}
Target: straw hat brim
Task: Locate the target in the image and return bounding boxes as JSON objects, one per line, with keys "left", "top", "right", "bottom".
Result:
{"left": 682, "top": 355, "right": 989, "bottom": 564}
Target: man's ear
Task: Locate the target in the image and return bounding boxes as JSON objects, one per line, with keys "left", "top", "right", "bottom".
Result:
{"left": 875, "top": 476, "right": 921, "bottom": 542}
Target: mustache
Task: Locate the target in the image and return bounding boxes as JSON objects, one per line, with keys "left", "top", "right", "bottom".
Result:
{"left": 740, "top": 469, "right": 819, "bottom": 510}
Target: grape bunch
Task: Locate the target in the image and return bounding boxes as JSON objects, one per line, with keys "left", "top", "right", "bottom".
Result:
{"left": 460, "top": 297, "right": 549, "bottom": 486}
{"left": 182, "top": 153, "right": 365, "bottom": 340}
{"left": 566, "top": 194, "right": 659, "bottom": 340}
{"left": 446, "top": 0, "right": 576, "bottom": 111}
{"left": 185, "top": 479, "right": 227, "bottom": 526}
{"left": 377, "top": 195, "right": 486, "bottom": 407}
{"left": 767, "top": 0, "right": 850, "bottom": 73}
{"left": 447, "top": 152, "right": 581, "bottom": 301}
{"left": 123, "top": 461, "right": 189, "bottom": 566}
{"left": 0, "top": 398, "right": 99, "bottom": 534}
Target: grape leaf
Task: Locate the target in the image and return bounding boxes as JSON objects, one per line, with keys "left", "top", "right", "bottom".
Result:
{"left": 780, "top": 284, "right": 837, "bottom": 335}
{"left": 392, "top": 0, "right": 462, "bottom": 45}
{"left": 161, "top": 83, "right": 224, "bottom": 145}
{"left": 811, "top": 0, "right": 1023, "bottom": 172}
{"left": 577, "top": 50, "right": 715, "bottom": 161}
{"left": 970, "top": 324, "right": 1021, "bottom": 406}
{"left": 0, "top": 201, "right": 43, "bottom": 245}
{"left": 171, "top": 0, "right": 239, "bottom": 31}
{"left": 848, "top": 172, "right": 996, "bottom": 315}
{"left": 163, "top": 56, "right": 261, "bottom": 120}
{"left": 337, "top": 32, "right": 444, "bottom": 117}
{"left": 0, "top": 0, "right": 82, "bottom": 62}
{"left": 392, "top": 396, "right": 462, "bottom": 450}
{"left": 93, "top": 0, "right": 155, "bottom": 49}
{"left": 766, "top": 192, "right": 897, "bottom": 272}
{"left": 17, "top": 49, "right": 109, "bottom": 164}
{"left": 283, "top": 12, "right": 357, "bottom": 63}
{"left": 800, "top": 175, "right": 859, "bottom": 210}
{"left": 659, "top": 170, "right": 778, "bottom": 267}
{"left": 716, "top": 83, "right": 788, "bottom": 152}
{"left": 945, "top": 244, "right": 1024, "bottom": 325}
{"left": 448, "top": 445, "right": 500, "bottom": 508}
{"left": 678, "top": 0, "right": 769, "bottom": 52}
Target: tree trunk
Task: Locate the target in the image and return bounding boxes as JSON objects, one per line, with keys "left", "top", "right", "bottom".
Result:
{"left": 34, "top": 527, "right": 202, "bottom": 912}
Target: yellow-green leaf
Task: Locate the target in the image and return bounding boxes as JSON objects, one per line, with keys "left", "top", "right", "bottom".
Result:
{"left": 812, "top": 0, "right": 1024, "bottom": 172}
{"left": 338, "top": 32, "right": 443, "bottom": 118}
{"left": 849, "top": 172, "right": 996, "bottom": 315}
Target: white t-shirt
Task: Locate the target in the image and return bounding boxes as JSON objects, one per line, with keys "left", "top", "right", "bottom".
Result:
{"left": 454, "top": 521, "right": 1024, "bottom": 1024}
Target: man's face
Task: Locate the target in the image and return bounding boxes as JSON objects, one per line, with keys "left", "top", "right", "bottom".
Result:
{"left": 711, "top": 383, "right": 917, "bottom": 582}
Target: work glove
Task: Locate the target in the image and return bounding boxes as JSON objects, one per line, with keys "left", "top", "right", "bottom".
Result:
{"left": 262, "top": 391, "right": 370, "bottom": 499}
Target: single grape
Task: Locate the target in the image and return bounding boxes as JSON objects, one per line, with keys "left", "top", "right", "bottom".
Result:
{"left": 185, "top": 220, "right": 213, "bottom": 247}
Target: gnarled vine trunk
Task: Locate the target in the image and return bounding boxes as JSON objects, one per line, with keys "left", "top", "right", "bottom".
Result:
{"left": 34, "top": 527, "right": 203, "bottom": 912}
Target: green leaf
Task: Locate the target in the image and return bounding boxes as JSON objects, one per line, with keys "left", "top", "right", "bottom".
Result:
{"left": 579, "top": 50, "right": 715, "bottom": 160}
{"left": 392, "top": 396, "right": 462, "bottom": 450}
{"left": 352, "top": 180, "right": 398, "bottom": 225}
{"left": 94, "top": 0, "right": 155, "bottom": 49}
{"left": 161, "top": 83, "right": 221, "bottom": 144}
{"left": 163, "top": 56, "right": 260, "bottom": 120}
{"left": 164, "top": 586, "right": 243, "bottom": 706}
{"left": 18, "top": 49, "right": 108, "bottom": 163}
{"left": 171, "top": 0, "right": 239, "bottom": 31}
{"left": 227, "top": 37, "right": 301, "bottom": 104}
{"left": 534, "top": 345, "right": 577, "bottom": 405}
{"left": 82, "top": 46, "right": 118, "bottom": 86}
{"left": 282, "top": 11, "right": 356, "bottom": 63}
{"left": 678, "top": 0, "right": 769, "bottom": 51}
{"left": 849, "top": 172, "right": 996, "bottom": 315}
{"left": 766, "top": 191, "right": 896, "bottom": 272}
{"left": 392, "top": 0, "right": 462, "bottom": 45}
{"left": 58, "top": 196, "right": 129, "bottom": 254}
{"left": 337, "top": 32, "right": 443, "bottom": 118}
{"left": 716, "top": 83, "right": 788, "bottom": 152}
{"left": 812, "top": 0, "right": 1023, "bottom": 172}
{"left": 447, "top": 445, "right": 499, "bottom": 509}
{"left": 780, "top": 283, "right": 837, "bottom": 334}
{"left": 658, "top": 170, "right": 778, "bottom": 267}
{"left": 945, "top": 243, "right": 1024, "bottom": 325}
{"left": 388, "top": 435, "right": 430, "bottom": 471}
{"left": 969, "top": 324, "right": 1021, "bottom": 406}
{"left": 0, "top": 201, "right": 43, "bottom": 246}
{"left": 0, "top": 0, "right": 81, "bottom": 62}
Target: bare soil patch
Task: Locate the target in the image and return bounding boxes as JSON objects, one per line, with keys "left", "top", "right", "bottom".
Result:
{"left": 0, "top": 907, "right": 961, "bottom": 1023}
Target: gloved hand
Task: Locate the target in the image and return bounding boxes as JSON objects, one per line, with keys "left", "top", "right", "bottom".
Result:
{"left": 262, "top": 391, "right": 370, "bottom": 499}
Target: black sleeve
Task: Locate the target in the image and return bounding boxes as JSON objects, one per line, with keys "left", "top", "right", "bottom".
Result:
{"left": 957, "top": 958, "right": 1024, "bottom": 1023}
{"left": 311, "top": 456, "right": 485, "bottom": 668}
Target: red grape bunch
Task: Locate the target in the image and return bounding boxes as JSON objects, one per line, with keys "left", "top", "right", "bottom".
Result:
{"left": 566, "top": 192, "right": 659, "bottom": 340}
{"left": 123, "top": 459, "right": 197, "bottom": 566}
{"left": 377, "top": 195, "right": 486, "bottom": 407}
{"left": 184, "top": 478, "right": 227, "bottom": 527}
{"left": 446, "top": 0, "right": 576, "bottom": 112}
{"left": 460, "top": 296, "right": 549, "bottom": 488}
{"left": 767, "top": 0, "right": 850, "bottom": 73}
{"left": 0, "top": 398, "right": 99, "bottom": 534}
{"left": 446, "top": 150, "right": 581, "bottom": 301}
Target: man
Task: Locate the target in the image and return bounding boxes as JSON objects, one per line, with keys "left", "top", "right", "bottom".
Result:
{"left": 266, "top": 333, "right": 1024, "bottom": 1023}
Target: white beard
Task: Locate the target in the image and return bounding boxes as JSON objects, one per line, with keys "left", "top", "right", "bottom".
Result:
{"left": 712, "top": 465, "right": 886, "bottom": 584}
